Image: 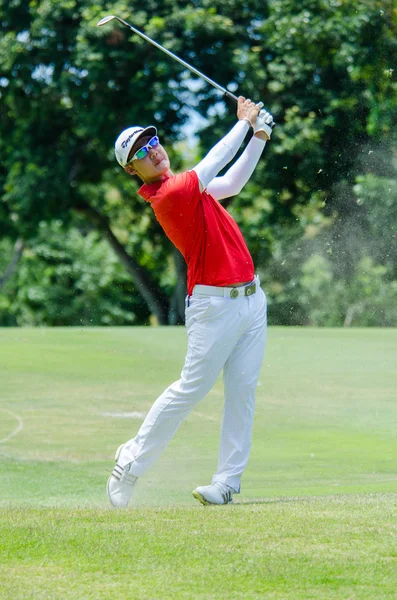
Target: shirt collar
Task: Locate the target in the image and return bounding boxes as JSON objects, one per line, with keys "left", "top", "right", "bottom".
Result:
{"left": 138, "top": 175, "right": 171, "bottom": 202}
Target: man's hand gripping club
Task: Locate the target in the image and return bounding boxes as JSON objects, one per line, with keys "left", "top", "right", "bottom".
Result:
{"left": 237, "top": 96, "right": 274, "bottom": 141}
{"left": 193, "top": 96, "right": 274, "bottom": 193}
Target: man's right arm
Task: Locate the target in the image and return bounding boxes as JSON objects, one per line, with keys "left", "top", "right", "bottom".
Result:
{"left": 206, "top": 136, "right": 266, "bottom": 201}
{"left": 192, "top": 97, "right": 261, "bottom": 193}
{"left": 206, "top": 109, "right": 274, "bottom": 201}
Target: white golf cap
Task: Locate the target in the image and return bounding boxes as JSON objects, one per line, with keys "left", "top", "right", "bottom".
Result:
{"left": 114, "top": 125, "right": 157, "bottom": 167}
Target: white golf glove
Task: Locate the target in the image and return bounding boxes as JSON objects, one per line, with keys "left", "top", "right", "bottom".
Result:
{"left": 254, "top": 107, "right": 275, "bottom": 140}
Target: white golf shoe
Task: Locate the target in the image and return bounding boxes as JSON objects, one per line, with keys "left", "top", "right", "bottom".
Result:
{"left": 192, "top": 482, "right": 234, "bottom": 505}
{"left": 106, "top": 444, "right": 138, "bottom": 508}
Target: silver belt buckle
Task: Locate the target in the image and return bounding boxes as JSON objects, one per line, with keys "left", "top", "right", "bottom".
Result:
{"left": 229, "top": 283, "right": 256, "bottom": 299}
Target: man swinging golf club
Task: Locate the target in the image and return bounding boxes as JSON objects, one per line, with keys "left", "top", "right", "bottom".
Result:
{"left": 108, "top": 96, "right": 274, "bottom": 507}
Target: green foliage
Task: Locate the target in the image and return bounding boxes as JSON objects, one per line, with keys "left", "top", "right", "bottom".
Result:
{"left": 300, "top": 254, "right": 397, "bottom": 326}
{"left": 353, "top": 171, "right": 397, "bottom": 274}
{"left": 0, "top": 222, "right": 150, "bottom": 326}
{"left": 263, "top": 247, "right": 397, "bottom": 327}
{"left": 0, "top": 0, "right": 396, "bottom": 325}
{"left": 197, "top": 0, "right": 397, "bottom": 327}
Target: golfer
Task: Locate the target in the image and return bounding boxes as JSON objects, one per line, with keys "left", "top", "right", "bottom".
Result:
{"left": 108, "top": 97, "right": 274, "bottom": 507}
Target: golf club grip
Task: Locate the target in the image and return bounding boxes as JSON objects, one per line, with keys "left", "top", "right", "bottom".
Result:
{"left": 226, "top": 96, "right": 276, "bottom": 128}
{"left": 226, "top": 93, "right": 275, "bottom": 129}
{"left": 224, "top": 90, "right": 239, "bottom": 103}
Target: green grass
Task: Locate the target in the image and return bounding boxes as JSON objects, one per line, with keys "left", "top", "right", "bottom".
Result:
{"left": 0, "top": 326, "right": 397, "bottom": 599}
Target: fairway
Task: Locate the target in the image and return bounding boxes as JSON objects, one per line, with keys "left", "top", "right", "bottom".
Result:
{"left": 1, "top": 326, "right": 397, "bottom": 599}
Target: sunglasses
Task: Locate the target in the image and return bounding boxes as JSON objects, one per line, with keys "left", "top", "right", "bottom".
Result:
{"left": 128, "top": 136, "right": 160, "bottom": 164}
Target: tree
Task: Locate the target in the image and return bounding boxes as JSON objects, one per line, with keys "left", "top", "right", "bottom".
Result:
{"left": 0, "top": 0, "right": 265, "bottom": 324}
{"left": 222, "top": 0, "right": 397, "bottom": 326}
{"left": 0, "top": 221, "right": 150, "bottom": 326}
{"left": 0, "top": 0, "right": 396, "bottom": 326}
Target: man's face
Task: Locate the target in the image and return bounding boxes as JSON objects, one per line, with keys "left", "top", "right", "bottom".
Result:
{"left": 125, "top": 136, "right": 171, "bottom": 183}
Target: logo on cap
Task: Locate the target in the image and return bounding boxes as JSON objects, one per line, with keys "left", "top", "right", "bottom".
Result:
{"left": 121, "top": 129, "right": 142, "bottom": 149}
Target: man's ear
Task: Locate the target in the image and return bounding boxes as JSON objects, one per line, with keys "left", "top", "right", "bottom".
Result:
{"left": 124, "top": 165, "right": 137, "bottom": 176}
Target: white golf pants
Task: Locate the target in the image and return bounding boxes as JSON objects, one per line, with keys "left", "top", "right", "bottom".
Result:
{"left": 120, "top": 276, "right": 267, "bottom": 493}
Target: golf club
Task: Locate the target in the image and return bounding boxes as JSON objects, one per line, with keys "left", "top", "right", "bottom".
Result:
{"left": 97, "top": 15, "right": 238, "bottom": 102}
{"left": 97, "top": 14, "right": 274, "bottom": 129}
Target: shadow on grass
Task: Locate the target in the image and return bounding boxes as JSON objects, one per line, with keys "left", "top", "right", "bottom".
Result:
{"left": 233, "top": 496, "right": 318, "bottom": 506}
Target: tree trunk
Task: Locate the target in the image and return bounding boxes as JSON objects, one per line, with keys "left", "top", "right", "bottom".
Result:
{"left": 169, "top": 248, "right": 187, "bottom": 325}
{"left": 344, "top": 303, "right": 362, "bottom": 327}
{"left": 0, "top": 238, "right": 24, "bottom": 291}
{"left": 220, "top": 196, "right": 235, "bottom": 210}
{"left": 74, "top": 202, "right": 170, "bottom": 325}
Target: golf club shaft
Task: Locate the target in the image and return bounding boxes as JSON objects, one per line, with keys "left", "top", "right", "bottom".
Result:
{"left": 98, "top": 15, "right": 239, "bottom": 103}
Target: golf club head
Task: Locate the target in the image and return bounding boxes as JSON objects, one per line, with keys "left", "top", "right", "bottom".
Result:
{"left": 97, "top": 15, "right": 117, "bottom": 27}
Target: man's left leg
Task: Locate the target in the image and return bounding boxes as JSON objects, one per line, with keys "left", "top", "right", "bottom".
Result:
{"left": 210, "top": 288, "right": 267, "bottom": 497}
